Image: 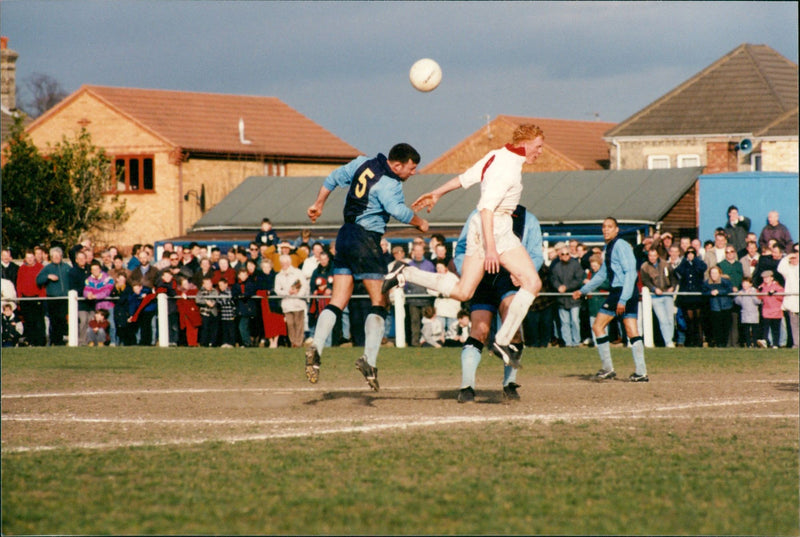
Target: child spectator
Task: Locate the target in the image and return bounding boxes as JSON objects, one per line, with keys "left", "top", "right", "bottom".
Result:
{"left": 128, "top": 282, "right": 157, "bottom": 346}
{"left": 177, "top": 275, "right": 202, "bottom": 347}
{"left": 86, "top": 309, "right": 110, "bottom": 347}
{"left": 216, "top": 278, "right": 237, "bottom": 348}
{"left": 444, "top": 309, "right": 471, "bottom": 347}
{"left": 430, "top": 261, "right": 462, "bottom": 335}
{"left": 734, "top": 277, "right": 761, "bottom": 348}
{"left": 2, "top": 303, "right": 23, "bottom": 347}
{"left": 232, "top": 267, "right": 258, "bottom": 347}
{"left": 197, "top": 276, "right": 219, "bottom": 347}
{"left": 758, "top": 270, "right": 785, "bottom": 348}
{"left": 420, "top": 305, "right": 445, "bottom": 348}
{"left": 703, "top": 266, "right": 734, "bottom": 347}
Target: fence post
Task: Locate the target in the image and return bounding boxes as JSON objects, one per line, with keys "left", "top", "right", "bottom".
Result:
{"left": 68, "top": 291, "right": 79, "bottom": 347}
{"left": 641, "top": 287, "right": 654, "bottom": 348}
{"left": 157, "top": 293, "right": 169, "bottom": 347}
{"left": 393, "top": 288, "right": 406, "bottom": 348}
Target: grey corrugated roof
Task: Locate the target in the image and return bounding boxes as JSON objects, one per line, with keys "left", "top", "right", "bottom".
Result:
{"left": 191, "top": 168, "right": 703, "bottom": 232}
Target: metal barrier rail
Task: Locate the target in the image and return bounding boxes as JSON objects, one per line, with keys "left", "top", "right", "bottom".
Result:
{"left": 4, "top": 289, "right": 798, "bottom": 349}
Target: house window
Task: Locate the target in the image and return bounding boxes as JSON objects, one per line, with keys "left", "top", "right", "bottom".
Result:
{"left": 111, "top": 156, "right": 155, "bottom": 192}
{"left": 647, "top": 155, "right": 670, "bottom": 169}
{"left": 677, "top": 154, "right": 701, "bottom": 168}
{"left": 750, "top": 152, "right": 762, "bottom": 171}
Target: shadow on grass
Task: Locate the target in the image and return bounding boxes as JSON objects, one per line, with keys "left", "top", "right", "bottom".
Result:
{"left": 774, "top": 381, "right": 799, "bottom": 393}
{"left": 563, "top": 373, "right": 613, "bottom": 382}
{"left": 434, "top": 390, "right": 514, "bottom": 405}
{"left": 303, "top": 388, "right": 451, "bottom": 407}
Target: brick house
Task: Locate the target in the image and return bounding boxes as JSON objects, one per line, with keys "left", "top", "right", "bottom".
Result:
{"left": 604, "top": 43, "right": 798, "bottom": 234}
{"left": 20, "top": 85, "right": 361, "bottom": 249}
{"left": 421, "top": 115, "right": 615, "bottom": 174}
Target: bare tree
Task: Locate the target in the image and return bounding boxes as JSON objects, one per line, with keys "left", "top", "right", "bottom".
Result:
{"left": 22, "top": 72, "right": 68, "bottom": 118}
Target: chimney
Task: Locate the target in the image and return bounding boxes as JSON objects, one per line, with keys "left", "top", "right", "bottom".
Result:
{"left": 1, "top": 36, "right": 19, "bottom": 111}
{"left": 705, "top": 141, "right": 738, "bottom": 174}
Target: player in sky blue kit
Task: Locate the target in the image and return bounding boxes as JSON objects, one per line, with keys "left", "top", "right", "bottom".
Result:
{"left": 573, "top": 217, "right": 649, "bottom": 382}
{"left": 305, "top": 143, "right": 429, "bottom": 390}
{"left": 454, "top": 205, "right": 543, "bottom": 403}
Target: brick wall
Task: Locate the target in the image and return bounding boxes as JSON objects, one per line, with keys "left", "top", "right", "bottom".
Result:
{"left": 23, "top": 92, "right": 353, "bottom": 250}
{"left": 705, "top": 141, "right": 738, "bottom": 174}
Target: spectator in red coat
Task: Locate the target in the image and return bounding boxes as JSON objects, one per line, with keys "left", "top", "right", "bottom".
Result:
{"left": 15, "top": 250, "right": 46, "bottom": 346}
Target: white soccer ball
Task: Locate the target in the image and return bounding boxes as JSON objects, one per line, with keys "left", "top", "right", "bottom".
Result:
{"left": 409, "top": 58, "right": 442, "bottom": 92}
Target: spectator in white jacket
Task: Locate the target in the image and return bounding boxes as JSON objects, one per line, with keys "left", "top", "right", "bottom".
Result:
{"left": 777, "top": 243, "right": 799, "bottom": 348}
{"left": 274, "top": 254, "right": 309, "bottom": 348}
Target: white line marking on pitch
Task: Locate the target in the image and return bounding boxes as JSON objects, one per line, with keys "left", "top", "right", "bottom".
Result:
{"left": 3, "top": 396, "right": 797, "bottom": 454}
{"left": 2, "top": 378, "right": 797, "bottom": 400}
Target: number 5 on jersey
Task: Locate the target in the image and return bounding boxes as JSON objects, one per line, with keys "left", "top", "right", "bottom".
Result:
{"left": 355, "top": 168, "right": 374, "bottom": 198}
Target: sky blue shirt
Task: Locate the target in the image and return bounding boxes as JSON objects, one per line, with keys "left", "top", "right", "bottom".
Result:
{"left": 452, "top": 206, "right": 544, "bottom": 274}
{"left": 322, "top": 154, "right": 415, "bottom": 235}
{"left": 580, "top": 236, "right": 637, "bottom": 305}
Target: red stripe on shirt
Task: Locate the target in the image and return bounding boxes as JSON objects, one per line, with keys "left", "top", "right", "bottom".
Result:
{"left": 480, "top": 155, "right": 496, "bottom": 182}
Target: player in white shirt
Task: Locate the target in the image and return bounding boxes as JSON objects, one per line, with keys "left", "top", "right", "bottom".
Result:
{"left": 383, "top": 124, "right": 544, "bottom": 368}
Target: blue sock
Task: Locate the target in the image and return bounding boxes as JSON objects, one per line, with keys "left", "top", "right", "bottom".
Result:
{"left": 363, "top": 312, "right": 385, "bottom": 368}
{"left": 595, "top": 335, "right": 614, "bottom": 371}
{"left": 312, "top": 307, "right": 338, "bottom": 357}
{"left": 460, "top": 344, "right": 482, "bottom": 389}
{"left": 630, "top": 336, "right": 646, "bottom": 375}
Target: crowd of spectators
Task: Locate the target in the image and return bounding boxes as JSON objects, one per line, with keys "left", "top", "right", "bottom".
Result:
{"left": 1, "top": 209, "right": 797, "bottom": 350}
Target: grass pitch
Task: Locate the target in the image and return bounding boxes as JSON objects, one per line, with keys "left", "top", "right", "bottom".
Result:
{"left": 2, "top": 346, "right": 798, "bottom": 535}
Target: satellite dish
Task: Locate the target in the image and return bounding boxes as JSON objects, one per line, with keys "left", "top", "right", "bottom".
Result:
{"left": 735, "top": 138, "right": 753, "bottom": 154}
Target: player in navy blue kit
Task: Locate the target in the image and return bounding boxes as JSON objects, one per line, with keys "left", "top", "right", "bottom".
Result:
{"left": 573, "top": 217, "right": 649, "bottom": 382}
{"left": 305, "top": 143, "right": 429, "bottom": 390}
{"left": 454, "top": 205, "right": 543, "bottom": 403}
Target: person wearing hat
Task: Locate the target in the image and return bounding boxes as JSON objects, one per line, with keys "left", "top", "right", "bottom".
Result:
{"left": 653, "top": 231, "right": 674, "bottom": 261}
{"left": 264, "top": 240, "right": 307, "bottom": 269}
{"left": 675, "top": 245, "right": 708, "bottom": 347}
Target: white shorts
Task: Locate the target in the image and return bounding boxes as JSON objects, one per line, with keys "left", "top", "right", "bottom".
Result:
{"left": 464, "top": 211, "right": 523, "bottom": 259}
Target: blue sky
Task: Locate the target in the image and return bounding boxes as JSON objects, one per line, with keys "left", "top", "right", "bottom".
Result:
{"left": 2, "top": 1, "right": 797, "bottom": 163}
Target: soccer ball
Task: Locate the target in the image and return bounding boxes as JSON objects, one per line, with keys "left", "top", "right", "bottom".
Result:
{"left": 409, "top": 58, "right": 442, "bottom": 92}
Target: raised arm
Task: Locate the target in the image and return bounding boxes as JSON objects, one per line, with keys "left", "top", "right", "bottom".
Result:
{"left": 411, "top": 176, "right": 462, "bottom": 213}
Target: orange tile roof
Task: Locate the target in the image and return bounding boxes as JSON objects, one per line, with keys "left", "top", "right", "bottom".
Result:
{"left": 423, "top": 115, "right": 615, "bottom": 172}
{"left": 39, "top": 85, "right": 362, "bottom": 159}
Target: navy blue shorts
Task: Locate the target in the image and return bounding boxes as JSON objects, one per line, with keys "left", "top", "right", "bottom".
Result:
{"left": 599, "top": 286, "right": 639, "bottom": 319}
{"left": 332, "top": 223, "right": 386, "bottom": 280}
{"left": 470, "top": 269, "right": 518, "bottom": 314}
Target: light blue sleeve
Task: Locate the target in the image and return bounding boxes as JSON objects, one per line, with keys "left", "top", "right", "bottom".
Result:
{"left": 615, "top": 241, "right": 637, "bottom": 304}
{"left": 580, "top": 260, "right": 608, "bottom": 296}
{"left": 453, "top": 209, "right": 477, "bottom": 274}
{"left": 375, "top": 179, "right": 414, "bottom": 224}
{"left": 322, "top": 156, "right": 368, "bottom": 191}
{"left": 522, "top": 211, "right": 544, "bottom": 271}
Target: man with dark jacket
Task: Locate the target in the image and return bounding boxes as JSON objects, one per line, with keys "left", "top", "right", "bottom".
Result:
{"left": 35, "top": 247, "right": 71, "bottom": 345}
{"left": 723, "top": 205, "right": 751, "bottom": 253}
{"left": 550, "top": 243, "right": 585, "bottom": 347}
{"left": 759, "top": 211, "right": 793, "bottom": 250}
